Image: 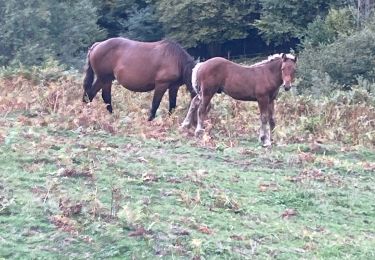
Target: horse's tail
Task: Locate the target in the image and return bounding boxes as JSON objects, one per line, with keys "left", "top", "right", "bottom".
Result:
{"left": 82, "top": 59, "right": 94, "bottom": 100}
{"left": 82, "top": 42, "right": 99, "bottom": 102}
{"left": 191, "top": 62, "right": 203, "bottom": 94}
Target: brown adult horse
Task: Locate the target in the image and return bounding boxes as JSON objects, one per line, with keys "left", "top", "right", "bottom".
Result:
{"left": 83, "top": 37, "right": 196, "bottom": 120}
{"left": 181, "top": 53, "right": 297, "bottom": 146}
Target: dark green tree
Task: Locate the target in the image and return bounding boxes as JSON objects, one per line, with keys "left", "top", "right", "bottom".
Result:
{"left": 0, "top": 0, "right": 51, "bottom": 66}
{"left": 123, "top": 5, "right": 164, "bottom": 41}
{"left": 49, "top": 0, "right": 106, "bottom": 67}
{"left": 94, "top": 0, "right": 148, "bottom": 37}
{"left": 155, "top": 0, "right": 258, "bottom": 51}
{"left": 298, "top": 26, "right": 375, "bottom": 92}
{"left": 254, "top": 0, "right": 347, "bottom": 45}
{"left": 0, "top": 0, "right": 104, "bottom": 67}
{"left": 303, "top": 7, "right": 356, "bottom": 47}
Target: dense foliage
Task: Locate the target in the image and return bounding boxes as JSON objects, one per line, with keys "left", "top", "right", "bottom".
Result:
{"left": 0, "top": 0, "right": 104, "bottom": 68}
{"left": 298, "top": 26, "right": 375, "bottom": 93}
{"left": 1, "top": 0, "right": 375, "bottom": 94}
{"left": 254, "top": 0, "right": 347, "bottom": 45}
{"left": 297, "top": 4, "right": 375, "bottom": 93}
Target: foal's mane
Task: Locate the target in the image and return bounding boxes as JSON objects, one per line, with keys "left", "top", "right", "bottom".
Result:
{"left": 249, "top": 53, "right": 296, "bottom": 68}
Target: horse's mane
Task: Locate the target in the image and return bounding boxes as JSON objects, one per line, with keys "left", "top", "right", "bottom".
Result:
{"left": 249, "top": 53, "right": 296, "bottom": 68}
{"left": 160, "top": 39, "right": 196, "bottom": 95}
{"left": 161, "top": 39, "right": 193, "bottom": 61}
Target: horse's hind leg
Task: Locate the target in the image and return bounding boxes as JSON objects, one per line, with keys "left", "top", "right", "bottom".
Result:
{"left": 148, "top": 83, "right": 169, "bottom": 121}
{"left": 101, "top": 82, "right": 113, "bottom": 113}
{"left": 181, "top": 95, "right": 200, "bottom": 129}
{"left": 195, "top": 91, "right": 213, "bottom": 137}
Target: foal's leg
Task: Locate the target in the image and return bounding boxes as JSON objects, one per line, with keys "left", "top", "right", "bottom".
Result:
{"left": 195, "top": 92, "right": 213, "bottom": 137}
{"left": 101, "top": 82, "right": 113, "bottom": 113}
{"left": 257, "top": 96, "right": 272, "bottom": 147}
{"left": 148, "top": 83, "right": 169, "bottom": 121}
{"left": 268, "top": 100, "right": 276, "bottom": 140}
{"left": 168, "top": 85, "right": 179, "bottom": 114}
{"left": 181, "top": 95, "right": 200, "bottom": 129}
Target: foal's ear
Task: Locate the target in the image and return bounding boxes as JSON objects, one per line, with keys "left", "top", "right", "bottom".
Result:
{"left": 281, "top": 53, "right": 287, "bottom": 61}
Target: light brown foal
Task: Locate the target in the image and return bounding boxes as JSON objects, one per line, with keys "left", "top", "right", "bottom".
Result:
{"left": 181, "top": 53, "right": 297, "bottom": 146}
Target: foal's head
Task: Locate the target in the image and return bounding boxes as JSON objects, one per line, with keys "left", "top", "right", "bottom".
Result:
{"left": 280, "top": 54, "right": 297, "bottom": 91}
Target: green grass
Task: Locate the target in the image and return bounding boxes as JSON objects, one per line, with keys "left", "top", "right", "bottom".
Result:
{"left": 1, "top": 121, "right": 374, "bottom": 259}
{"left": 0, "top": 74, "right": 373, "bottom": 259}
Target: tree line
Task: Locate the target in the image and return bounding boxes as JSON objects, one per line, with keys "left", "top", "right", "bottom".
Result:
{"left": 1, "top": 0, "right": 375, "bottom": 93}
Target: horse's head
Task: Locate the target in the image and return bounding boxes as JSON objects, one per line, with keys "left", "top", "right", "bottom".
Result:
{"left": 281, "top": 54, "right": 297, "bottom": 91}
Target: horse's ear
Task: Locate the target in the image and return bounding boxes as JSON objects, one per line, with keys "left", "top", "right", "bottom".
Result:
{"left": 281, "top": 53, "right": 287, "bottom": 61}
{"left": 293, "top": 56, "right": 298, "bottom": 63}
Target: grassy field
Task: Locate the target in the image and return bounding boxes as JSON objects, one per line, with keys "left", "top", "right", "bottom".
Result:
{"left": 0, "top": 74, "right": 374, "bottom": 259}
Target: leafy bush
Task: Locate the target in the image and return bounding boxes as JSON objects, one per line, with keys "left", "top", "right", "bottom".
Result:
{"left": 331, "top": 85, "right": 375, "bottom": 106}
{"left": 254, "top": 0, "right": 347, "bottom": 45}
{"left": 302, "top": 8, "right": 356, "bottom": 47}
{"left": 297, "top": 26, "right": 375, "bottom": 94}
{"left": 0, "top": 58, "right": 78, "bottom": 84}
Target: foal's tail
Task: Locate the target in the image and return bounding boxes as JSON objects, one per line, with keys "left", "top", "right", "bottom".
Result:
{"left": 82, "top": 42, "right": 99, "bottom": 102}
{"left": 191, "top": 62, "right": 203, "bottom": 94}
{"left": 182, "top": 60, "right": 197, "bottom": 97}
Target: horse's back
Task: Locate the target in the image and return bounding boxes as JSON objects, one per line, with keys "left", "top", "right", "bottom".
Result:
{"left": 90, "top": 38, "right": 159, "bottom": 67}
{"left": 89, "top": 37, "right": 185, "bottom": 90}
{"left": 89, "top": 38, "right": 130, "bottom": 78}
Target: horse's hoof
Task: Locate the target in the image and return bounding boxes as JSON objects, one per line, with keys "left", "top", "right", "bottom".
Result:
{"left": 148, "top": 115, "right": 155, "bottom": 121}
{"left": 262, "top": 140, "right": 272, "bottom": 147}
{"left": 180, "top": 121, "right": 191, "bottom": 130}
{"left": 168, "top": 108, "right": 176, "bottom": 115}
{"left": 195, "top": 128, "right": 204, "bottom": 138}
{"left": 106, "top": 105, "right": 113, "bottom": 114}
{"left": 82, "top": 96, "right": 89, "bottom": 103}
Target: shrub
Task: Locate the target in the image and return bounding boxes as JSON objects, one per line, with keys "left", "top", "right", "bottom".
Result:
{"left": 0, "top": 58, "right": 78, "bottom": 84}
{"left": 302, "top": 8, "right": 356, "bottom": 47}
{"left": 297, "top": 26, "right": 375, "bottom": 94}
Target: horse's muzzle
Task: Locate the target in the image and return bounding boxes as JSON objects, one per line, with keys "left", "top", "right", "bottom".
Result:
{"left": 283, "top": 85, "right": 292, "bottom": 91}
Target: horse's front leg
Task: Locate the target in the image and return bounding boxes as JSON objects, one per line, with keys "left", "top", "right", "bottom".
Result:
{"left": 168, "top": 85, "right": 179, "bottom": 114}
{"left": 257, "top": 96, "right": 271, "bottom": 147}
{"left": 269, "top": 99, "right": 276, "bottom": 140}
{"left": 148, "top": 84, "right": 169, "bottom": 121}
{"left": 181, "top": 95, "right": 200, "bottom": 129}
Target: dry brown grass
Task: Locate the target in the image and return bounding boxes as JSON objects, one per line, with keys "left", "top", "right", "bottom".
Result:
{"left": 1, "top": 74, "right": 374, "bottom": 148}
